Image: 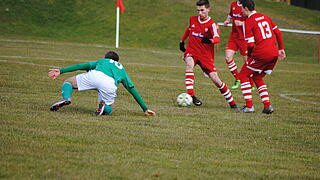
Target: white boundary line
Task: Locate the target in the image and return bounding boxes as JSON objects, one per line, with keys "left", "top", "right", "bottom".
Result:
{"left": 278, "top": 93, "right": 320, "bottom": 105}
{"left": 1, "top": 55, "right": 319, "bottom": 74}
{"left": 1, "top": 38, "right": 318, "bottom": 66}
{"left": 217, "top": 23, "right": 320, "bottom": 35}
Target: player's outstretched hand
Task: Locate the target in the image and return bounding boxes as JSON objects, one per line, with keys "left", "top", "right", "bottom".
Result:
{"left": 179, "top": 41, "right": 186, "bottom": 52}
{"left": 48, "top": 69, "right": 61, "bottom": 80}
{"left": 201, "top": 37, "right": 212, "bottom": 44}
{"left": 144, "top": 109, "right": 156, "bottom": 116}
{"left": 278, "top": 50, "right": 286, "bottom": 61}
{"left": 223, "top": 20, "right": 229, "bottom": 27}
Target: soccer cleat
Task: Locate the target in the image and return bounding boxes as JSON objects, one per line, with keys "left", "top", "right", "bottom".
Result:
{"left": 238, "top": 106, "right": 255, "bottom": 113}
{"left": 95, "top": 101, "right": 106, "bottom": 116}
{"left": 50, "top": 99, "right": 71, "bottom": 111}
{"left": 231, "top": 80, "right": 240, "bottom": 90}
{"left": 192, "top": 96, "right": 202, "bottom": 106}
{"left": 262, "top": 105, "right": 274, "bottom": 114}
{"left": 230, "top": 104, "right": 239, "bottom": 111}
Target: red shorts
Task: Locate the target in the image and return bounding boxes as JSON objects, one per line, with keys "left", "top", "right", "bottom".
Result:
{"left": 246, "top": 56, "right": 278, "bottom": 75}
{"left": 226, "top": 35, "right": 248, "bottom": 56}
{"left": 184, "top": 52, "right": 217, "bottom": 74}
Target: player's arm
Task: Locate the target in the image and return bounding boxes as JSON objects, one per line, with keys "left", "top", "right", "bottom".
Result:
{"left": 272, "top": 23, "right": 286, "bottom": 61}
{"left": 224, "top": 3, "right": 233, "bottom": 26}
{"left": 202, "top": 23, "right": 220, "bottom": 44}
{"left": 180, "top": 27, "right": 190, "bottom": 52}
{"left": 243, "top": 20, "right": 254, "bottom": 58}
{"left": 126, "top": 86, "right": 155, "bottom": 116}
{"left": 122, "top": 75, "right": 155, "bottom": 116}
{"left": 48, "top": 61, "right": 98, "bottom": 80}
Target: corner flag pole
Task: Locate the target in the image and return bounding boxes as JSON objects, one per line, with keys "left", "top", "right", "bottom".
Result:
{"left": 115, "top": 0, "right": 124, "bottom": 48}
{"left": 116, "top": 7, "right": 120, "bottom": 48}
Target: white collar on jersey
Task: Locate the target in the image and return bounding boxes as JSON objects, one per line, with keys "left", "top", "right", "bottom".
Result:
{"left": 198, "top": 16, "right": 211, "bottom": 24}
{"left": 237, "top": 1, "right": 242, "bottom": 6}
{"left": 248, "top": 10, "right": 257, "bottom": 18}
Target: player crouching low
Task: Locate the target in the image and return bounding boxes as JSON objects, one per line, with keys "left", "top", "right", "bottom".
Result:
{"left": 48, "top": 51, "right": 156, "bottom": 116}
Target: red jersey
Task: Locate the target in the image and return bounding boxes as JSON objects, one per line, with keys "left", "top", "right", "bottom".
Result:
{"left": 229, "top": 1, "right": 245, "bottom": 39}
{"left": 182, "top": 16, "right": 220, "bottom": 61}
{"left": 244, "top": 11, "right": 281, "bottom": 59}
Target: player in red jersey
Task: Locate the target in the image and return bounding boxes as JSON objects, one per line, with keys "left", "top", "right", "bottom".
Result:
{"left": 238, "top": 0, "right": 286, "bottom": 114}
{"left": 223, "top": 0, "right": 255, "bottom": 90}
{"left": 179, "top": 0, "right": 238, "bottom": 109}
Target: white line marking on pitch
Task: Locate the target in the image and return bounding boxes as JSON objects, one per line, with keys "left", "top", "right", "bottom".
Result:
{"left": 1, "top": 55, "right": 319, "bottom": 74}
{"left": 278, "top": 93, "right": 320, "bottom": 105}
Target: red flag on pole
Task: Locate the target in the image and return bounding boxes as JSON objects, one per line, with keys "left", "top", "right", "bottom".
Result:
{"left": 117, "top": 0, "right": 125, "bottom": 14}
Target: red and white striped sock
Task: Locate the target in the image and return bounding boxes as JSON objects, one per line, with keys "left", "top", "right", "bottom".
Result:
{"left": 219, "top": 82, "right": 236, "bottom": 106}
{"left": 258, "top": 85, "right": 271, "bottom": 108}
{"left": 241, "top": 81, "right": 253, "bottom": 108}
{"left": 185, "top": 71, "right": 195, "bottom": 96}
{"left": 226, "top": 59, "right": 239, "bottom": 79}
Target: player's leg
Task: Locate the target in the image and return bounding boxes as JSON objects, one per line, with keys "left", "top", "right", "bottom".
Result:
{"left": 252, "top": 73, "right": 273, "bottom": 114}
{"left": 94, "top": 71, "right": 118, "bottom": 116}
{"left": 225, "top": 37, "right": 241, "bottom": 90}
{"left": 238, "top": 65, "right": 255, "bottom": 113}
{"left": 207, "top": 71, "right": 238, "bottom": 109}
{"left": 50, "top": 76, "right": 77, "bottom": 111}
{"left": 254, "top": 57, "right": 278, "bottom": 114}
{"left": 184, "top": 56, "right": 202, "bottom": 106}
{"left": 95, "top": 94, "right": 113, "bottom": 116}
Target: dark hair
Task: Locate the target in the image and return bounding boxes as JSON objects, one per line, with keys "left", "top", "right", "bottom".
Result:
{"left": 105, "top": 51, "right": 119, "bottom": 61}
{"left": 196, "top": 0, "right": 210, "bottom": 8}
{"left": 241, "top": 0, "right": 255, "bottom": 11}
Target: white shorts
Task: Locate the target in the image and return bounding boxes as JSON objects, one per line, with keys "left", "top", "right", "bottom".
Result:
{"left": 76, "top": 70, "right": 117, "bottom": 105}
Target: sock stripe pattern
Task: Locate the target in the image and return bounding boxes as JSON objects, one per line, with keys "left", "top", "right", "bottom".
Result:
{"left": 241, "top": 82, "right": 252, "bottom": 100}
{"left": 258, "top": 85, "right": 270, "bottom": 104}
{"left": 185, "top": 72, "right": 195, "bottom": 96}
{"left": 219, "top": 82, "right": 235, "bottom": 104}
{"left": 226, "top": 59, "right": 239, "bottom": 79}
{"left": 241, "top": 81, "right": 253, "bottom": 108}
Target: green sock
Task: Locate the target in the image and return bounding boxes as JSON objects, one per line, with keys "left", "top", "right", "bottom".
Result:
{"left": 104, "top": 105, "right": 112, "bottom": 115}
{"left": 61, "top": 82, "right": 73, "bottom": 99}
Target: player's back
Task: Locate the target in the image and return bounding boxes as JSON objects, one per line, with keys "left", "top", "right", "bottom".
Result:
{"left": 95, "top": 58, "right": 133, "bottom": 88}
{"left": 247, "top": 12, "right": 278, "bottom": 59}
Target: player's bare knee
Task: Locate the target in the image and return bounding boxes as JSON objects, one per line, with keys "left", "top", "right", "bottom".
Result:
{"left": 64, "top": 76, "right": 78, "bottom": 88}
{"left": 225, "top": 55, "right": 233, "bottom": 63}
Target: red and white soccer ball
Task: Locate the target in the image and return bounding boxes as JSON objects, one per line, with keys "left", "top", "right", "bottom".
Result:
{"left": 177, "top": 93, "right": 192, "bottom": 107}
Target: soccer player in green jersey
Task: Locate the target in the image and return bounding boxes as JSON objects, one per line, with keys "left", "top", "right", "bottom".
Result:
{"left": 48, "top": 51, "right": 156, "bottom": 116}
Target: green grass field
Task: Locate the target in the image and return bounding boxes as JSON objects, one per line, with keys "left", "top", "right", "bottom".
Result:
{"left": 1, "top": 0, "right": 320, "bottom": 179}
{"left": 1, "top": 36, "right": 319, "bottom": 179}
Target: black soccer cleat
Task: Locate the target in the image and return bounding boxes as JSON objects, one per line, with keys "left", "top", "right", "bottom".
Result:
{"left": 50, "top": 99, "right": 71, "bottom": 111}
{"left": 95, "top": 101, "right": 106, "bottom": 116}
{"left": 192, "top": 96, "right": 202, "bottom": 106}
{"left": 230, "top": 104, "right": 239, "bottom": 111}
{"left": 262, "top": 105, "right": 274, "bottom": 114}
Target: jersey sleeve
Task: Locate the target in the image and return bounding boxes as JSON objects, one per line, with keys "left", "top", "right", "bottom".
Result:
{"left": 209, "top": 23, "right": 220, "bottom": 44}
{"left": 121, "top": 72, "right": 148, "bottom": 111}
{"left": 60, "top": 61, "right": 97, "bottom": 74}
{"left": 228, "top": 3, "right": 233, "bottom": 17}
{"left": 181, "top": 27, "right": 190, "bottom": 42}
{"left": 126, "top": 87, "right": 148, "bottom": 112}
{"left": 269, "top": 17, "right": 284, "bottom": 50}
{"left": 244, "top": 19, "right": 255, "bottom": 45}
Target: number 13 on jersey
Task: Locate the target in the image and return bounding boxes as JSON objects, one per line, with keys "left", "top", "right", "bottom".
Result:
{"left": 258, "top": 21, "right": 272, "bottom": 39}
